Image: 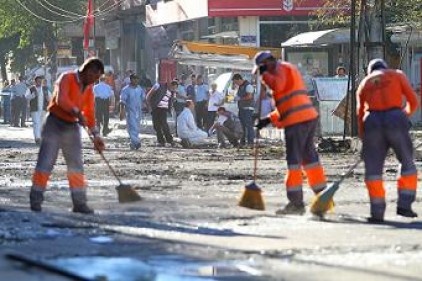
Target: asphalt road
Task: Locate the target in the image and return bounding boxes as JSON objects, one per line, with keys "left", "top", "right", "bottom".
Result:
{"left": 1, "top": 119, "right": 422, "bottom": 281}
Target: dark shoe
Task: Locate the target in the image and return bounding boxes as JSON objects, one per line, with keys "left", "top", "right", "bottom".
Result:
{"left": 367, "top": 216, "right": 384, "bottom": 223}
{"left": 72, "top": 204, "right": 94, "bottom": 214}
{"left": 30, "top": 189, "right": 44, "bottom": 212}
{"left": 397, "top": 207, "right": 418, "bottom": 218}
{"left": 103, "top": 128, "right": 113, "bottom": 136}
{"left": 217, "top": 143, "right": 227, "bottom": 149}
{"left": 181, "top": 139, "right": 192, "bottom": 149}
{"left": 130, "top": 143, "right": 141, "bottom": 150}
{"left": 71, "top": 191, "right": 93, "bottom": 214}
{"left": 276, "top": 202, "right": 306, "bottom": 215}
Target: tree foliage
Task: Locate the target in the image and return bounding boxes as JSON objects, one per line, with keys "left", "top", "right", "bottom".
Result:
{"left": 0, "top": 0, "right": 87, "bottom": 78}
{"left": 313, "top": 0, "right": 422, "bottom": 28}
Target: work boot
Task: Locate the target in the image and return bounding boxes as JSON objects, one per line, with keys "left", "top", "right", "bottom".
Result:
{"left": 367, "top": 216, "right": 384, "bottom": 224}
{"left": 30, "top": 189, "right": 44, "bottom": 212}
{"left": 181, "top": 139, "right": 192, "bottom": 149}
{"left": 397, "top": 207, "right": 418, "bottom": 218}
{"left": 276, "top": 202, "right": 306, "bottom": 215}
{"left": 71, "top": 191, "right": 94, "bottom": 214}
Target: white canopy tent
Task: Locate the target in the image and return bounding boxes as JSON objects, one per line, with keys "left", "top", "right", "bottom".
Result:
{"left": 281, "top": 28, "right": 350, "bottom": 48}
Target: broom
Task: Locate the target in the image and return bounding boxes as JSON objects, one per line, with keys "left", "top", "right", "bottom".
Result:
{"left": 83, "top": 126, "right": 142, "bottom": 203}
{"left": 238, "top": 84, "right": 265, "bottom": 210}
{"left": 310, "top": 155, "right": 362, "bottom": 217}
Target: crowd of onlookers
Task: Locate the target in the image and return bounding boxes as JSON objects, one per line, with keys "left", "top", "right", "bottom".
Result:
{"left": 0, "top": 69, "right": 277, "bottom": 149}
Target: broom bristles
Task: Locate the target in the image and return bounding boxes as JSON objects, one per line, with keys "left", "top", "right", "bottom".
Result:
{"left": 238, "top": 181, "right": 265, "bottom": 210}
{"left": 310, "top": 182, "right": 339, "bottom": 216}
{"left": 116, "top": 184, "right": 142, "bottom": 203}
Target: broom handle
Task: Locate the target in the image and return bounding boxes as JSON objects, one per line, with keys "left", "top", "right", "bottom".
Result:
{"left": 335, "top": 141, "right": 422, "bottom": 186}
{"left": 253, "top": 83, "right": 264, "bottom": 182}
{"left": 83, "top": 126, "right": 123, "bottom": 186}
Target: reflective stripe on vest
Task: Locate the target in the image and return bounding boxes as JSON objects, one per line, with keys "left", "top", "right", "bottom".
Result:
{"left": 278, "top": 103, "right": 314, "bottom": 121}
{"left": 275, "top": 90, "right": 309, "bottom": 106}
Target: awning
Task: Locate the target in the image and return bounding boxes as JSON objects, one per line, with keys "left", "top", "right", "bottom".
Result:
{"left": 281, "top": 28, "right": 350, "bottom": 48}
{"left": 202, "top": 31, "right": 239, "bottom": 39}
{"left": 169, "top": 40, "right": 282, "bottom": 70}
{"left": 391, "top": 29, "right": 422, "bottom": 46}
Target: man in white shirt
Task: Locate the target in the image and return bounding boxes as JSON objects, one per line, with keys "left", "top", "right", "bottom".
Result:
{"left": 206, "top": 82, "right": 224, "bottom": 131}
{"left": 177, "top": 100, "right": 208, "bottom": 148}
{"left": 120, "top": 74, "right": 145, "bottom": 150}
{"left": 93, "top": 75, "right": 114, "bottom": 136}
{"left": 27, "top": 76, "right": 51, "bottom": 144}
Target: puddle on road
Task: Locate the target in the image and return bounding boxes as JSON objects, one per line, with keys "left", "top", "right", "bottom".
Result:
{"left": 50, "top": 255, "right": 262, "bottom": 281}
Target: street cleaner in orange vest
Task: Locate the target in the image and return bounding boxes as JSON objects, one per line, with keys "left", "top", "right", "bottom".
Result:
{"left": 357, "top": 59, "right": 419, "bottom": 223}
{"left": 30, "top": 57, "right": 105, "bottom": 214}
{"left": 253, "top": 51, "right": 328, "bottom": 215}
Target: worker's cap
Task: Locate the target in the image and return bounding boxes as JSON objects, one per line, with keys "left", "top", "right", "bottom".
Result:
{"left": 367, "top": 59, "right": 388, "bottom": 74}
{"left": 252, "top": 51, "right": 275, "bottom": 74}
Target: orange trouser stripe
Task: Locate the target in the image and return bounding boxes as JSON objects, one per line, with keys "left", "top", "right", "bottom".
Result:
{"left": 365, "top": 180, "right": 385, "bottom": 199}
{"left": 397, "top": 174, "right": 417, "bottom": 191}
{"left": 32, "top": 171, "right": 50, "bottom": 189}
{"left": 285, "top": 169, "right": 303, "bottom": 189}
{"left": 67, "top": 173, "right": 86, "bottom": 189}
{"left": 304, "top": 164, "right": 327, "bottom": 189}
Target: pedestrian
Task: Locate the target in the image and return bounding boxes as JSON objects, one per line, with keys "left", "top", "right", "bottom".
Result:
{"left": 10, "top": 77, "right": 28, "bottom": 127}
{"left": 120, "top": 74, "right": 145, "bottom": 150}
{"left": 209, "top": 106, "right": 242, "bottom": 149}
{"left": 194, "top": 75, "right": 209, "bottom": 129}
{"left": 146, "top": 80, "right": 176, "bottom": 147}
{"left": 29, "top": 57, "right": 105, "bottom": 214}
{"left": 186, "top": 74, "right": 196, "bottom": 101}
{"left": 334, "top": 66, "right": 348, "bottom": 78}
{"left": 232, "top": 73, "right": 255, "bottom": 147}
{"left": 113, "top": 71, "right": 122, "bottom": 116}
{"left": 2, "top": 80, "right": 12, "bottom": 124}
{"left": 174, "top": 74, "right": 188, "bottom": 117}
{"left": 177, "top": 100, "right": 208, "bottom": 148}
{"left": 357, "top": 59, "right": 419, "bottom": 223}
{"left": 253, "top": 51, "right": 328, "bottom": 215}
{"left": 93, "top": 75, "right": 114, "bottom": 136}
{"left": 206, "top": 82, "right": 224, "bottom": 131}
{"left": 26, "top": 75, "right": 51, "bottom": 144}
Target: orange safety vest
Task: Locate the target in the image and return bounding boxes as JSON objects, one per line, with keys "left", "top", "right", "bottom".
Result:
{"left": 48, "top": 71, "right": 96, "bottom": 129}
{"left": 262, "top": 62, "right": 318, "bottom": 128}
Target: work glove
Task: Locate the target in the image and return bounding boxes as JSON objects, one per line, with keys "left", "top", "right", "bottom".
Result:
{"left": 255, "top": 117, "right": 271, "bottom": 130}
{"left": 93, "top": 136, "right": 105, "bottom": 153}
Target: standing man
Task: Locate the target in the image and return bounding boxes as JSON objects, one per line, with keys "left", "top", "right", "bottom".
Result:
{"left": 27, "top": 75, "right": 51, "bottom": 144}
{"left": 146, "top": 80, "right": 176, "bottom": 147}
{"left": 29, "top": 57, "right": 105, "bottom": 214}
{"left": 120, "top": 74, "right": 145, "bottom": 150}
{"left": 206, "top": 82, "right": 224, "bottom": 131}
{"left": 186, "top": 74, "right": 196, "bottom": 101}
{"left": 10, "top": 76, "right": 28, "bottom": 127}
{"left": 194, "top": 75, "right": 209, "bottom": 129}
{"left": 232, "top": 73, "right": 255, "bottom": 147}
{"left": 253, "top": 51, "right": 328, "bottom": 215}
{"left": 357, "top": 59, "right": 419, "bottom": 223}
{"left": 93, "top": 75, "right": 114, "bottom": 136}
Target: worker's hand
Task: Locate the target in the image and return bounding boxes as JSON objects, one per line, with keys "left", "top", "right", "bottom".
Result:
{"left": 255, "top": 117, "right": 271, "bottom": 130}
{"left": 71, "top": 107, "right": 86, "bottom": 127}
{"left": 93, "top": 136, "right": 105, "bottom": 153}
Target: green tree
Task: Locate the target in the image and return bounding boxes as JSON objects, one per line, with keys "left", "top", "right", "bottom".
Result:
{"left": 0, "top": 0, "right": 87, "bottom": 80}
